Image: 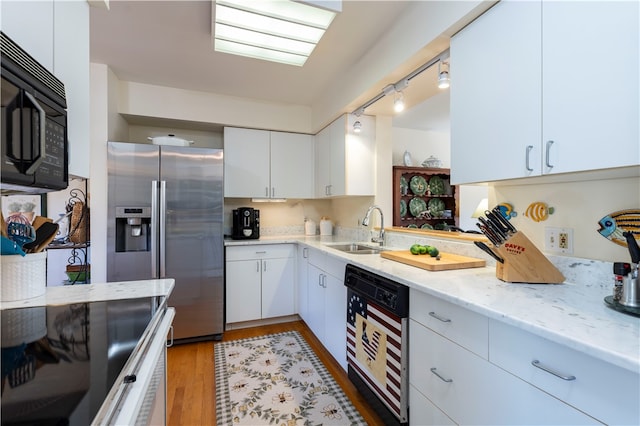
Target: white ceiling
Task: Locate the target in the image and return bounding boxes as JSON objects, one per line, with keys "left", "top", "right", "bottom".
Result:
{"left": 90, "top": 0, "right": 450, "bottom": 132}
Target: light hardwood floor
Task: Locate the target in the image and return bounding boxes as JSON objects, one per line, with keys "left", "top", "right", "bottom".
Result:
{"left": 166, "top": 320, "right": 385, "bottom": 425}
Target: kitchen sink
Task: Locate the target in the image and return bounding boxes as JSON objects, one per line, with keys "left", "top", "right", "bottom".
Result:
{"left": 325, "top": 243, "right": 385, "bottom": 255}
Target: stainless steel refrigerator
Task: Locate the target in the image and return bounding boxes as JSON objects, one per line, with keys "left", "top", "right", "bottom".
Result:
{"left": 107, "top": 141, "right": 224, "bottom": 341}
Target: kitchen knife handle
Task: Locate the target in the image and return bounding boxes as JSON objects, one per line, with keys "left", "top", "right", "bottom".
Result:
{"left": 526, "top": 145, "right": 534, "bottom": 172}
{"left": 492, "top": 206, "right": 518, "bottom": 234}
{"left": 545, "top": 140, "right": 555, "bottom": 169}
{"left": 623, "top": 231, "right": 640, "bottom": 264}
{"left": 474, "top": 241, "right": 504, "bottom": 263}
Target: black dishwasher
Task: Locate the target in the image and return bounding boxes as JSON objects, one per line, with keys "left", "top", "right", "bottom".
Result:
{"left": 344, "top": 263, "right": 409, "bottom": 425}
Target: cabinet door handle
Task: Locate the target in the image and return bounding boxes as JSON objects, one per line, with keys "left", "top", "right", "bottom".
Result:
{"left": 531, "top": 360, "right": 576, "bottom": 381}
{"left": 166, "top": 326, "right": 174, "bottom": 348}
{"left": 429, "top": 311, "right": 452, "bottom": 323}
{"left": 318, "top": 274, "right": 323, "bottom": 287}
{"left": 545, "top": 140, "right": 555, "bottom": 169}
{"left": 430, "top": 367, "right": 453, "bottom": 383}
{"left": 272, "top": 187, "right": 275, "bottom": 197}
{"left": 303, "top": 248, "right": 308, "bottom": 258}
{"left": 255, "top": 251, "right": 267, "bottom": 254}
{"left": 256, "top": 261, "right": 260, "bottom": 272}
{"left": 265, "top": 187, "right": 269, "bottom": 197}
{"left": 263, "top": 261, "right": 267, "bottom": 272}
{"left": 525, "top": 145, "right": 534, "bottom": 172}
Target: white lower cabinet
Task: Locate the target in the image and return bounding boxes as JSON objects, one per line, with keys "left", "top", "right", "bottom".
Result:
{"left": 409, "top": 384, "right": 455, "bottom": 426}
{"left": 305, "top": 247, "right": 347, "bottom": 371}
{"left": 296, "top": 245, "right": 309, "bottom": 321}
{"left": 225, "top": 245, "right": 295, "bottom": 323}
{"left": 489, "top": 319, "right": 640, "bottom": 425}
{"left": 409, "top": 288, "right": 601, "bottom": 425}
{"left": 409, "top": 319, "right": 598, "bottom": 425}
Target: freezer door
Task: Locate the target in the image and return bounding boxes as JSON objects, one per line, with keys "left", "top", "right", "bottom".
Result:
{"left": 159, "top": 146, "right": 224, "bottom": 339}
{"left": 107, "top": 142, "right": 159, "bottom": 282}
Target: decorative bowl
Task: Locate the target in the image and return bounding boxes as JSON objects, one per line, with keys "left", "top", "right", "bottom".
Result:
{"left": 422, "top": 155, "right": 442, "bottom": 168}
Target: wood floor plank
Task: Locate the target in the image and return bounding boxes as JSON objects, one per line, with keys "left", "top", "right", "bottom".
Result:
{"left": 166, "top": 320, "right": 385, "bottom": 425}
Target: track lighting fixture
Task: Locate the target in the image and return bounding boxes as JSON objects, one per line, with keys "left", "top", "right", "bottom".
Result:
{"left": 353, "top": 120, "right": 362, "bottom": 133}
{"left": 438, "top": 61, "right": 450, "bottom": 89}
{"left": 350, "top": 48, "right": 450, "bottom": 118}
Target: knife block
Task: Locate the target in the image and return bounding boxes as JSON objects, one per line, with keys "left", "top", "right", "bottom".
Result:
{"left": 493, "top": 231, "right": 565, "bottom": 284}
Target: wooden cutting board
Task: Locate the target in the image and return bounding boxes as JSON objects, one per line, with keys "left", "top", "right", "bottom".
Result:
{"left": 381, "top": 250, "right": 486, "bottom": 271}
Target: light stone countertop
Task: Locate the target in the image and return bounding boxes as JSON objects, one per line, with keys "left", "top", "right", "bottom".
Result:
{"left": 0, "top": 279, "right": 175, "bottom": 310}
{"left": 225, "top": 235, "right": 640, "bottom": 373}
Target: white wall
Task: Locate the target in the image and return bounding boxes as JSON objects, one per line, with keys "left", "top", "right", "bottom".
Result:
{"left": 118, "top": 81, "right": 313, "bottom": 134}
{"left": 493, "top": 177, "right": 640, "bottom": 262}
{"left": 127, "top": 125, "right": 223, "bottom": 149}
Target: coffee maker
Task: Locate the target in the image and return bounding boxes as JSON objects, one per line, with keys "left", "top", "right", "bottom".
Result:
{"left": 232, "top": 207, "right": 260, "bottom": 240}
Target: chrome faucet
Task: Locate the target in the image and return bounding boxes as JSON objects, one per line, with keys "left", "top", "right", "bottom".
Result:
{"left": 362, "top": 205, "right": 385, "bottom": 246}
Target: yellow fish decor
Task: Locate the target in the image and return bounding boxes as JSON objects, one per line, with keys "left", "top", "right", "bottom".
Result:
{"left": 524, "top": 201, "right": 554, "bottom": 222}
{"left": 496, "top": 203, "right": 517, "bottom": 219}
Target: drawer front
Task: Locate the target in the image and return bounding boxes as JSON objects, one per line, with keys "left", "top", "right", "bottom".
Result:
{"left": 489, "top": 319, "right": 639, "bottom": 425}
{"left": 306, "top": 247, "right": 326, "bottom": 269}
{"left": 324, "top": 254, "right": 347, "bottom": 280}
{"left": 410, "top": 289, "right": 488, "bottom": 358}
{"left": 410, "top": 320, "right": 600, "bottom": 425}
{"left": 409, "top": 384, "right": 455, "bottom": 426}
{"left": 226, "top": 244, "right": 294, "bottom": 261}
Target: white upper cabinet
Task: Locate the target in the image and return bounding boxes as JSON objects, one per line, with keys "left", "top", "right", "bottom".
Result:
{"left": 54, "top": 0, "right": 90, "bottom": 178}
{"left": 1, "top": 0, "right": 55, "bottom": 71}
{"left": 541, "top": 0, "right": 639, "bottom": 174}
{"left": 315, "top": 114, "right": 375, "bottom": 198}
{"left": 270, "top": 131, "right": 314, "bottom": 199}
{"left": 224, "top": 127, "right": 314, "bottom": 199}
{"left": 224, "top": 128, "right": 271, "bottom": 198}
{"left": 2, "top": 0, "right": 91, "bottom": 179}
{"left": 451, "top": 0, "right": 639, "bottom": 184}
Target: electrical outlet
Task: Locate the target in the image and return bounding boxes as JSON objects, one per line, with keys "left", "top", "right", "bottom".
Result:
{"left": 545, "top": 227, "right": 573, "bottom": 254}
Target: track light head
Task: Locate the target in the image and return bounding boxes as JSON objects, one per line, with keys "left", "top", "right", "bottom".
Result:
{"left": 438, "top": 61, "right": 450, "bottom": 89}
{"left": 353, "top": 120, "right": 362, "bottom": 133}
{"left": 393, "top": 91, "right": 405, "bottom": 113}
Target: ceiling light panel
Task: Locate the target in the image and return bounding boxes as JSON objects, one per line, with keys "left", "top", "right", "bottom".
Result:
{"left": 214, "top": 0, "right": 337, "bottom": 66}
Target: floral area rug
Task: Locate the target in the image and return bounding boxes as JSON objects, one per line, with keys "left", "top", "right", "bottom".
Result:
{"left": 214, "top": 331, "right": 367, "bottom": 425}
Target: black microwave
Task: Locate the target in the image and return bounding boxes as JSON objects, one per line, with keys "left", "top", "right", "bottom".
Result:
{"left": 1, "top": 31, "right": 68, "bottom": 194}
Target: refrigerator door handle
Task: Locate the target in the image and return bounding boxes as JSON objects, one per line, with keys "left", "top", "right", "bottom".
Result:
{"left": 151, "top": 180, "right": 159, "bottom": 278}
{"left": 160, "top": 180, "right": 167, "bottom": 278}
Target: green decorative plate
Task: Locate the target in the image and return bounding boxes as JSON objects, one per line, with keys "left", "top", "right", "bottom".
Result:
{"left": 428, "top": 198, "right": 445, "bottom": 216}
{"left": 400, "top": 199, "right": 407, "bottom": 217}
{"left": 409, "top": 175, "right": 428, "bottom": 196}
{"left": 429, "top": 175, "right": 445, "bottom": 196}
{"left": 409, "top": 198, "right": 427, "bottom": 217}
{"left": 407, "top": 224, "right": 419, "bottom": 229}
{"left": 421, "top": 223, "right": 434, "bottom": 230}
{"left": 400, "top": 176, "right": 408, "bottom": 195}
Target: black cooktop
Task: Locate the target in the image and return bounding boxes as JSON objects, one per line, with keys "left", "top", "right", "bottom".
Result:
{"left": 1, "top": 297, "right": 161, "bottom": 425}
